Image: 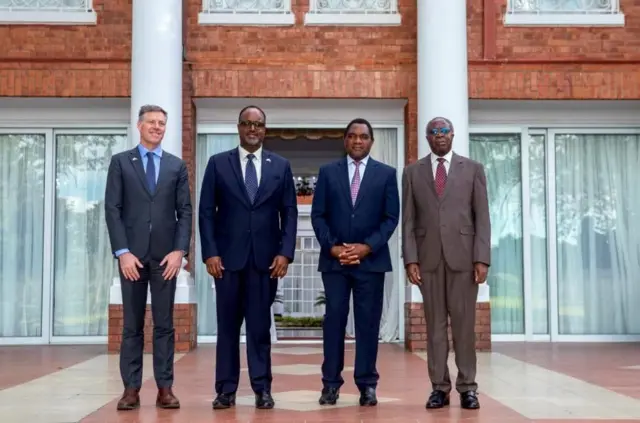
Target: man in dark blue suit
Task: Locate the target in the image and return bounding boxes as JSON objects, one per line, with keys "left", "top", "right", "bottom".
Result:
{"left": 311, "top": 118, "right": 400, "bottom": 407}
{"left": 198, "top": 105, "right": 298, "bottom": 410}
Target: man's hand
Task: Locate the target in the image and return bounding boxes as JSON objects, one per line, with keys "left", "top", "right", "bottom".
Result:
{"left": 343, "top": 243, "right": 371, "bottom": 260}
{"left": 330, "top": 244, "right": 363, "bottom": 266}
{"left": 205, "top": 256, "right": 224, "bottom": 279}
{"left": 119, "top": 252, "right": 143, "bottom": 281}
{"left": 270, "top": 255, "right": 289, "bottom": 279}
{"left": 474, "top": 262, "right": 488, "bottom": 284}
{"left": 406, "top": 263, "right": 421, "bottom": 286}
{"left": 160, "top": 250, "right": 183, "bottom": 280}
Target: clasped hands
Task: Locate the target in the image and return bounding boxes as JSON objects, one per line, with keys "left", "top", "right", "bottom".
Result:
{"left": 331, "top": 243, "right": 371, "bottom": 266}
{"left": 205, "top": 255, "right": 289, "bottom": 279}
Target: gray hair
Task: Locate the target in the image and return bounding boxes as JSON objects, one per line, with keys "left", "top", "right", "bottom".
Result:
{"left": 138, "top": 104, "right": 167, "bottom": 121}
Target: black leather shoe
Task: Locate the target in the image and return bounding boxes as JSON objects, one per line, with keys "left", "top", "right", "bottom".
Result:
{"left": 426, "top": 390, "right": 450, "bottom": 409}
{"left": 359, "top": 387, "right": 378, "bottom": 406}
{"left": 319, "top": 387, "right": 340, "bottom": 405}
{"left": 460, "top": 390, "right": 480, "bottom": 409}
{"left": 212, "top": 393, "right": 236, "bottom": 409}
{"left": 255, "top": 391, "right": 275, "bottom": 409}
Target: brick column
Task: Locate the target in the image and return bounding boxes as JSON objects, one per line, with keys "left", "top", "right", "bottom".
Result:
{"left": 108, "top": 259, "right": 198, "bottom": 354}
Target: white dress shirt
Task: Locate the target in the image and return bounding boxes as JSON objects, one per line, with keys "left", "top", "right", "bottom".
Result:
{"left": 238, "top": 145, "right": 262, "bottom": 185}
{"left": 430, "top": 150, "right": 453, "bottom": 178}
{"left": 347, "top": 154, "right": 369, "bottom": 184}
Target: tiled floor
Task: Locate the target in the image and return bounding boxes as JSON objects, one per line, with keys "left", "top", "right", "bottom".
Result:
{"left": 1, "top": 342, "right": 640, "bottom": 422}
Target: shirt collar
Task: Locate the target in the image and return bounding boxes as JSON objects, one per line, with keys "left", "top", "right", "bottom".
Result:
{"left": 431, "top": 150, "right": 452, "bottom": 164}
{"left": 347, "top": 154, "right": 370, "bottom": 166}
{"left": 138, "top": 143, "right": 163, "bottom": 158}
{"left": 239, "top": 145, "right": 262, "bottom": 161}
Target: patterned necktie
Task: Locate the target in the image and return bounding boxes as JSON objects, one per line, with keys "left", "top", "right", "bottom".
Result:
{"left": 434, "top": 157, "right": 447, "bottom": 196}
{"left": 145, "top": 151, "right": 156, "bottom": 194}
{"left": 350, "top": 160, "right": 361, "bottom": 205}
{"left": 245, "top": 153, "right": 258, "bottom": 203}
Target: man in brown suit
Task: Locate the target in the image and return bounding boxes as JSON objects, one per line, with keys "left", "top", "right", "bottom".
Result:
{"left": 402, "top": 117, "right": 490, "bottom": 410}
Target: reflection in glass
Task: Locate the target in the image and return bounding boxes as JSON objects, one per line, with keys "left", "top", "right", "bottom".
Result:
{"left": 0, "top": 134, "right": 46, "bottom": 337}
{"left": 529, "top": 134, "right": 549, "bottom": 334}
{"left": 53, "top": 134, "right": 127, "bottom": 336}
{"left": 470, "top": 134, "right": 524, "bottom": 334}
{"left": 555, "top": 133, "right": 640, "bottom": 335}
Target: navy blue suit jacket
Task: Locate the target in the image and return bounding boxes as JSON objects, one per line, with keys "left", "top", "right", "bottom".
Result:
{"left": 311, "top": 157, "right": 400, "bottom": 273}
{"left": 198, "top": 148, "right": 298, "bottom": 272}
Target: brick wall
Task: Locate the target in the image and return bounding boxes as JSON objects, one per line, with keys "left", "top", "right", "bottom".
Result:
{"left": 108, "top": 304, "right": 197, "bottom": 354}
{"left": 405, "top": 303, "right": 491, "bottom": 352}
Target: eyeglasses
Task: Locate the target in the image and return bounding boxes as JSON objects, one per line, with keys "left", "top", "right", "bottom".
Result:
{"left": 239, "top": 120, "right": 266, "bottom": 129}
{"left": 429, "top": 127, "right": 451, "bottom": 135}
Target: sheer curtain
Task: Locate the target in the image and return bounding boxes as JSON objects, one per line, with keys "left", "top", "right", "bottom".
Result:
{"left": 470, "top": 134, "right": 525, "bottom": 334}
{"left": 345, "top": 128, "right": 400, "bottom": 342}
{"left": 554, "top": 133, "right": 640, "bottom": 335}
{"left": 0, "top": 134, "right": 46, "bottom": 337}
{"left": 195, "top": 134, "right": 238, "bottom": 336}
{"left": 53, "top": 134, "right": 127, "bottom": 336}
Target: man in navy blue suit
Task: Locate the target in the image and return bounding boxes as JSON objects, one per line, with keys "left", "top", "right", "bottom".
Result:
{"left": 311, "top": 118, "right": 400, "bottom": 407}
{"left": 198, "top": 105, "right": 298, "bottom": 410}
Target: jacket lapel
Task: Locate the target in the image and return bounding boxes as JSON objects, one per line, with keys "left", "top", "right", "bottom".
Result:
{"left": 228, "top": 148, "right": 251, "bottom": 206}
{"left": 419, "top": 154, "right": 438, "bottom": 198}
{"left": 353, "top": 158, "right": 378, "bottom": 210}
{"left": 338, "top": 157, "right": 353, "bottom": 207}
{"left": 128, "top": 147, "right": 152, "bottom": 197}
{"left": 440, "top": 153, "right": 464, "bottom": 202}
{"left": 253, "top": 150, "right": 273, "bottom": 207}
{"left": 153, "top": 154, "right": 171, "bottom": 197}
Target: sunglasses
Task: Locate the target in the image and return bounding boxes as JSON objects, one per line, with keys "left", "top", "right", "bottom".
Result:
{"left": 239, "top": 120, "right": 265, "bottom": 129}
{"left": 429, "top": 127, "right": 451, "bottom": 135}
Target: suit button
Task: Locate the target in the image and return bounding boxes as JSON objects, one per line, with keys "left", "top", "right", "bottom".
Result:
{"left": 351, "top": 214, "right": 355, "bottom": 218}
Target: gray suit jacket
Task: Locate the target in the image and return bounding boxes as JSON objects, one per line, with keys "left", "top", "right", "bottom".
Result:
{"left": 105, "top": 146, "right": 192, "bottom": 261}
{"left": 402, "top": 152, "right": 490, "bottom": 272}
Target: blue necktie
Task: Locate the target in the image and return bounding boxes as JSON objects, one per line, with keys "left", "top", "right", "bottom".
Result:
{"left": 146, "top": 151, "right": 156, "bottom": 194}
{"left": 245, "top": 153, "right": 258, "bottom": 203}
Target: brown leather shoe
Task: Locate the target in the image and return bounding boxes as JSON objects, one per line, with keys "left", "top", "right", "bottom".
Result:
{"left": 156, "top": 387, "right": 180, "bottom": 409}
{"left": 117, "top": 388, "right": 140, "bottom": 411}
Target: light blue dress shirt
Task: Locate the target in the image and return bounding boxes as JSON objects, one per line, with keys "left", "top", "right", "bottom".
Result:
{"left": 114, "top": 144, "right": 163, "bottom": 258}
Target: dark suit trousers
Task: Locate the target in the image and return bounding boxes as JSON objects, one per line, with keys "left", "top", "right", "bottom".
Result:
{"left": 119, "top": 258, "right": 176, "bottom": 389}
{"left": 321, "top": 270, "right": 385, "bottom": 390}
{"left": 214, "top": 254, "right": 278, "bottom": 394}
{"left": 419, "top": 259, "right": 479, "bottom": 394}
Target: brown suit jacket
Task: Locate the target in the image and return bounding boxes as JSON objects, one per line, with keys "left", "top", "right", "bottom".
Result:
{"left": 402, "top": 152, "right": 491, "bottom": 272}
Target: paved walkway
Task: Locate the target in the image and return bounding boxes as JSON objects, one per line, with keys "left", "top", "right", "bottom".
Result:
{"left": 1, "top": 342, "right": 640, "bottom": 422}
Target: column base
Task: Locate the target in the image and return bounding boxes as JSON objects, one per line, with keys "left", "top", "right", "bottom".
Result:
{"left": 404, "top": 302, "right": 491, "bottom": 352}
{"left": 108, "top": 303, "right": 197, "bottom": 354}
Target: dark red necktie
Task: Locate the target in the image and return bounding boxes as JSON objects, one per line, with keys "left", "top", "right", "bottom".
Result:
{"left": 435, "top": 158, "right": 447, "bottom": 196}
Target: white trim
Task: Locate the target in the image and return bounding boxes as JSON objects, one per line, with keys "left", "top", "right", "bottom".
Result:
{"left": 0, "top": 10, "right": 97, "bottom": 25}
{"left": 198, "top": 12, "right": 294, "bottom": 26}
{"left": 520, "top": 129, "right": 534, "bottom": 341}
{"left": 492, "top": 334, "right": 551, "bottom": 342}
{"left": 197, "top": 336, "right": 356, "bottom": 344}
{"left": 503, "top": 12, "right": 624, "bottom": 27}
{"left": 304, "top": 12, "right": 401, "bottom": 26}
{"left": 44, "top": 129, "right": 55, "bottom": 342}
{"left": 49, "top": 336, "right": 107, "bottom": 345}
{"left": 0, "top": 98, "right": 130, "bottom": 127}
{"left": 552, "top": 335, "right": 640, "bottom": 342}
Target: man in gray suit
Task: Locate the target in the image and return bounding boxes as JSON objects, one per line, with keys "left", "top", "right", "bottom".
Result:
{"left": 402, "top": 117, "right": 490, "bottom": 410}
{"left": 105, "top": 104, "right": 192, "bottom": 411}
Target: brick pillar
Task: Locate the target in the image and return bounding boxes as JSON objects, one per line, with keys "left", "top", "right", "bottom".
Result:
{"left": 108, "top": 259, "right": 198, "bottom": 354}
{"left": 404, "top": 285, "right": 491, "bottom": 352}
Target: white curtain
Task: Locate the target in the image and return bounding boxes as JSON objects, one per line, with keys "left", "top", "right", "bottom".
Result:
{"left": 53, "top": 134, "right": 127, "bottom": 336}
{"left": 0, "top": 134, "right": 46, "bottom": 337}
{"left": 470, "top": 134, "right": 525, "bottom": 334}
{"left": 554, "top": 134, "right": 640, "bottom": 335}
{"left": 345, "top": 128, "right": 400, "bottom": 342}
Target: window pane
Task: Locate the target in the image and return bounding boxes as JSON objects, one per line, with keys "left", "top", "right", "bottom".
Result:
{"left": 555, "top": 133, "right": 640, "bottom": 335}
{"left": 529, "top": 134, "right": 549, "bottom": 334}
{"left": 0, "top": 134, "right": 46, "bottom": 337}
{"left": 470, "top": 134, "right": 524, "bottom": 334}
{"left": 53, "top": 133, "right": 127, "bottom": 336}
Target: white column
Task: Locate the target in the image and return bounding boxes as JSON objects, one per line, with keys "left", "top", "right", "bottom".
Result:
{"left": 130, "top": 0, "right": 183, "bottom": 158}
{"left": 111, "top": 0, "right": 195, "bottom": 306}
{"left": 417, "top": 0, "right": 469, "bottom": 159}
{"left": 410, "top": 0, "right": 489, "bottom": 303}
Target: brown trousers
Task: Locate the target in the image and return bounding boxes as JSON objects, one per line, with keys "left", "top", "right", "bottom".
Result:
{"left": 419, "top": 260, "right": 479, "bottom": 394}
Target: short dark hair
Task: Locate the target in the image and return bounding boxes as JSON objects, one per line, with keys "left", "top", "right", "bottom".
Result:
{"left": 344, "top": 118, "right": 374, "bottom": 141}
{"left": 427, "top": 116, "right": 453, "bottom": 131}
{"left": 138, "top": 104, "right": 167, "bottom": 121}
{"left": 238, "top": 105, "right": 266, "bottom": 123}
